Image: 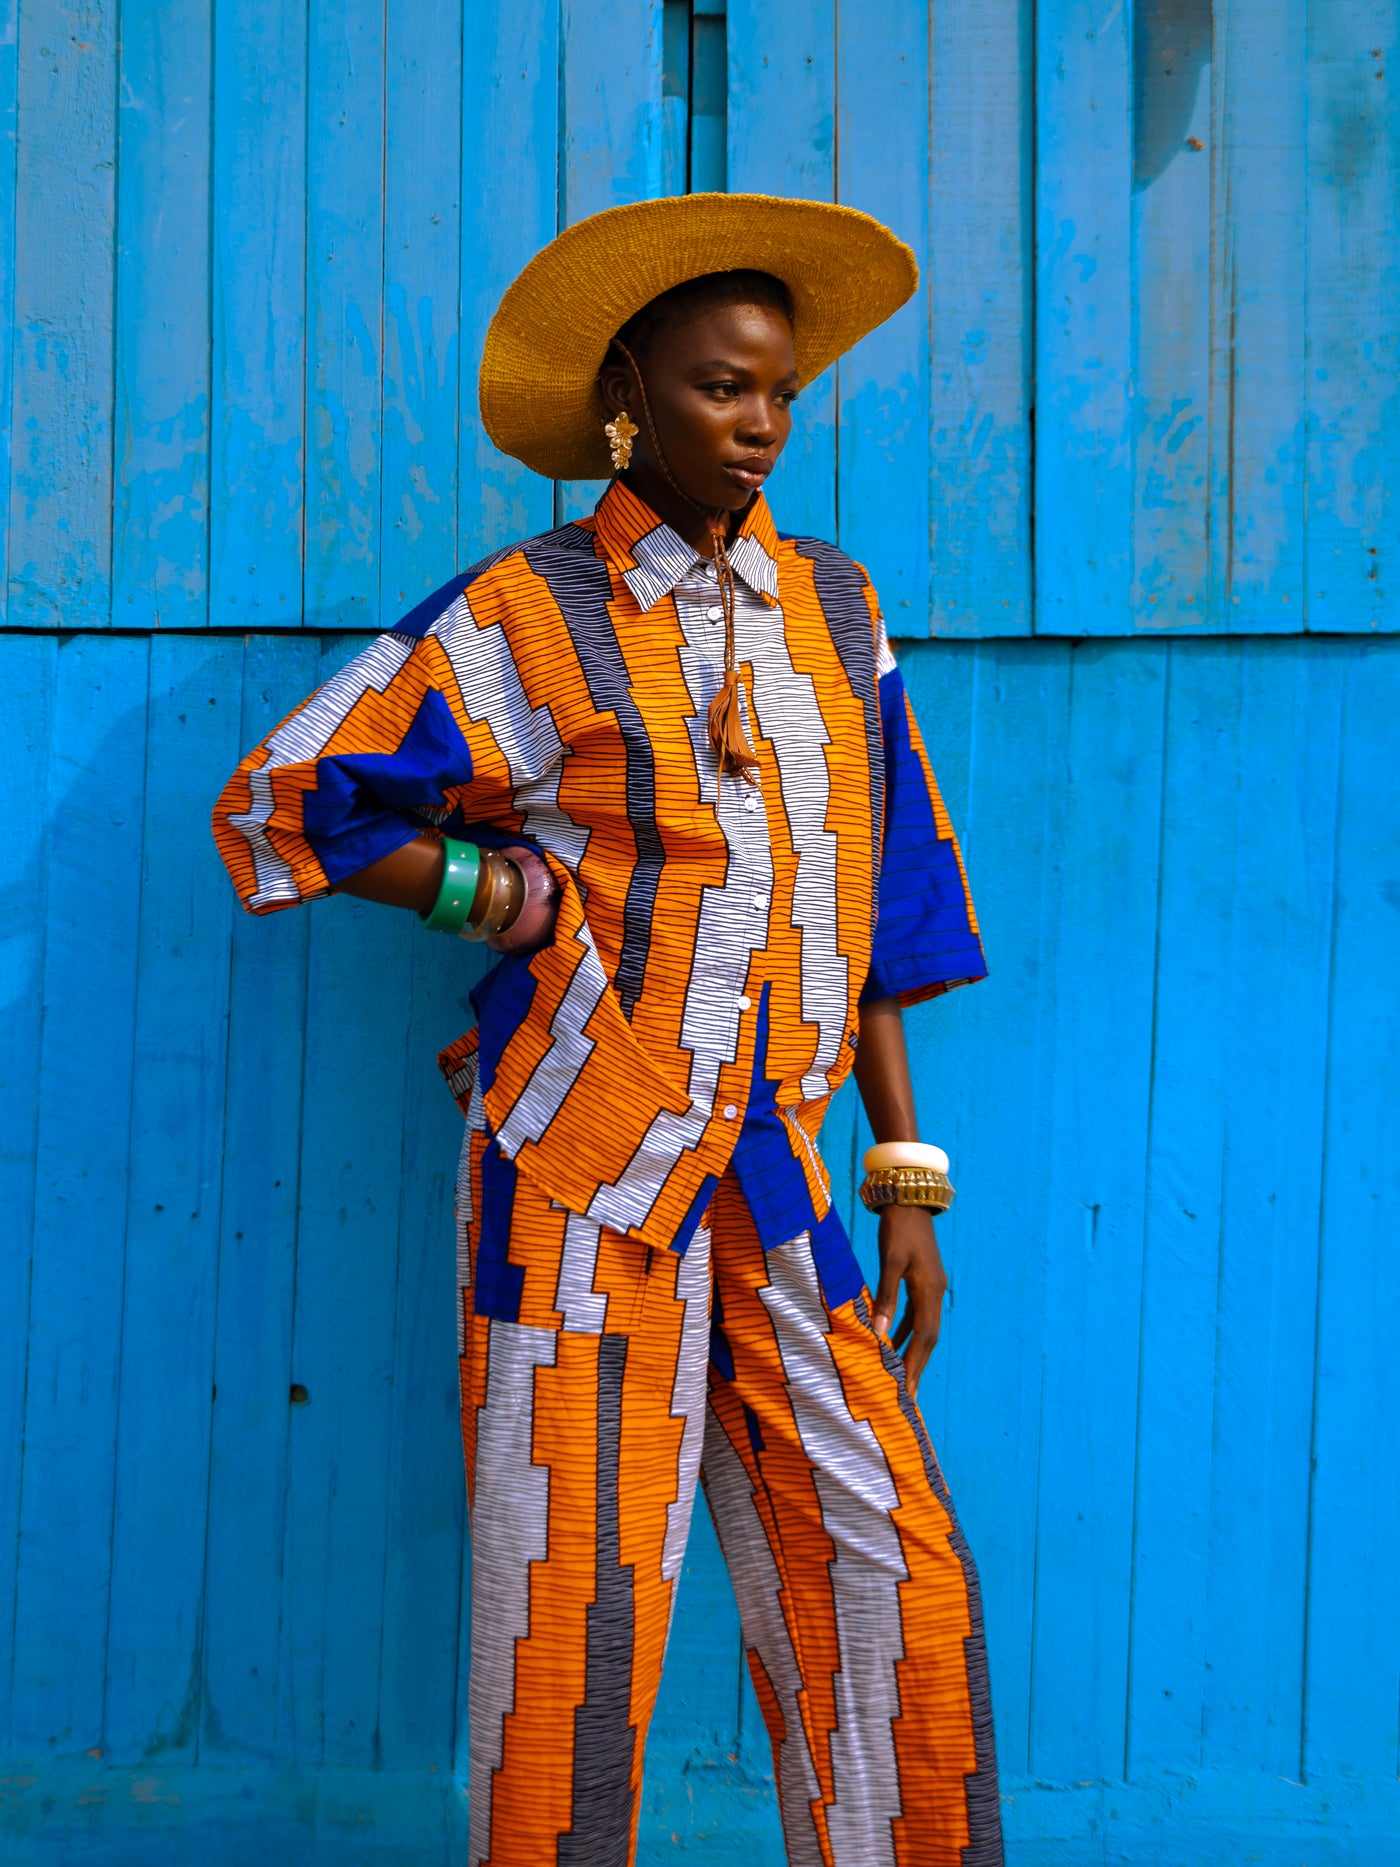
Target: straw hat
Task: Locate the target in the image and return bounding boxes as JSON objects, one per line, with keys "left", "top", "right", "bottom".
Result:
{"left": 479, "top": 192, "right": 918, "bottom": 481}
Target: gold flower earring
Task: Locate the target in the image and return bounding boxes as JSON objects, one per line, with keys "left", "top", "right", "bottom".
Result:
{"left": 604, "top": 410, "right": 638, "bottom": 472}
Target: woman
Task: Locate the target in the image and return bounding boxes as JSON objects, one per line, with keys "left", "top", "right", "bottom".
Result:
{"left": 213, "top": 193, "right": 1002, "bottom": 1867}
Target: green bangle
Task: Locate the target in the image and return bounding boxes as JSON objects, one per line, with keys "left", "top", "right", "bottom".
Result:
{"left": 420, "top": 837, "right": 481, "bottom": 935}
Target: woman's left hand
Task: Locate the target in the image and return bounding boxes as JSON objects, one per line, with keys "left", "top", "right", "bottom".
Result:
{"left": 871, "top": 1205, "right": 948, "bottom": 1397}
{"left": 487, "top": 845, "right": 561, "bottom": 955}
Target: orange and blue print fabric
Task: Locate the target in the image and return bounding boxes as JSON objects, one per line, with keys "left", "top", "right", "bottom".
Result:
{"left": 211, "top": 477, "right": 986, "bottom": 1262}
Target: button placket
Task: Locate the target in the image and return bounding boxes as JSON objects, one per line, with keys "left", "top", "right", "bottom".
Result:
{"left": 666, "top": 550, "right": 776, "bottom": 1126}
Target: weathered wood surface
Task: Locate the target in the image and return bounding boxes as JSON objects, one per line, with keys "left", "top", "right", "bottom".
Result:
{"left": 2, "top": 1, "right": 1398, "bottom": 1860}
{"left": 2, "top": 632, "right": 1397, "bottom": 1862}
{"left": 4, "top": 0, "right": 1395, "bottom": 633}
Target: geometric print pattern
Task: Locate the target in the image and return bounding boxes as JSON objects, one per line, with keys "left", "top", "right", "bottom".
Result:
{"left": 212, "top": 480, "right": 987, "bottom": 1255}
{"left": 457, "top": 1139, "right": 1003, "bottom": 1866}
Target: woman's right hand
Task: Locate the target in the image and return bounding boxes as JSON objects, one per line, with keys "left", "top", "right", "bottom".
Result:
{"left": 488, "top": 845, "right": 561, "bottom": 955}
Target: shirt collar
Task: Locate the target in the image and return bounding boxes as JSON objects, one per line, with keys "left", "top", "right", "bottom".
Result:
{"left": 591, "top": 477, "right": 781, "bottom": 612}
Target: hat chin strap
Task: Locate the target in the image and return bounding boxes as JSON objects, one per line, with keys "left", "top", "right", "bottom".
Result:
{"left": 610, "top": 338, "right": 760, "bottom": 786}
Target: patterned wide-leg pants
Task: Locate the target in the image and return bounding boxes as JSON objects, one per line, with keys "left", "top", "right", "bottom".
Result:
{"left": 459, "top": 1145, "right": 1003, "bottom": 1867}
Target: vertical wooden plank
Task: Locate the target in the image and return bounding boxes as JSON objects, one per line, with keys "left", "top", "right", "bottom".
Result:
{"left": 560, "top": 0, "right": 664, "bottom": 223}
{"left": 835, "top": 0, "right": 931, "bottom": 629}
{"left": 302, "top": 0, "right": 386, "bottom": 630}
{"left": 111, "top": 0, "right": 212, "bottom": 630}
{"left": 379, "top": 0, "right": 463, "bottom": 620}
{"left": 1035, "top": 0, "right": 1134, "bottom": 634}
{"left": 0, "top": 636, "right": 57, "bottom": 1751}
{"left": 898, "top": 637, "right": 1071, "bottom": 1777}
{"left": 1202, "top": 639, "right": 1341, "bottom": 1772}
{"left": 927, "top": 0, "right": 1034, "bottom": 637}
{"left": 1305, "top": 3, "right": 1399, "bottom": 632}
{"left": 459, "top": 0, "right": 559, "bottom": 564}
{"left": 7, "top": 0, "right": 117, "bottom": 626}
{"left": 1030, "top": 641, "right": 1166, "bottom": 1779}
{"left": 10, "top": 636, "right": 150, "bottom": 1750}
{"left": 689, "top": 1, "right": 727, "bottom": 193}
{"left": 0, "top": 0, "right": 20, "bottom": 607}
{"left": 555, "top": 0, "right": 664, "bottom": 524}
{"left": 102, "top": 638, "right": 242, "bottom": 1760}
{"left": 286, "top": 891, "right": 413, "bottom": 1766}
{"left": 1213, "top": 0, "right": 1308, "bottom": 630}
{"left": 1303, "top": 640, "right": 1400, "bottom": 1773}
{"left": 376, "top": 933, "right": 488, "bottom": 1766}
{"left": 283, "top": 642, "right": 417, "bottom": 1763}
{"left": 201, "top": 637, "right": 318, "bottom": 1760}
{"left": 727, "top": 0, "right": 836, "bottom": 543}
{"left": 209, "top": 0, "right": 308, "bottom": 625}
{"left": 1131, "top": 5, "right": 1212, "bottom": 627}
{"left": 660, "top": 0, "right": 690, "bottom": 197}
{"left": 1126, "top": 641, "right": 1243, "bottom": 1769}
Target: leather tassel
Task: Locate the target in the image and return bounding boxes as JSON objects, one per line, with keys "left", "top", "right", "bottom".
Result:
{"left": 704, "top": 524, "right": 759, "bottom": 783}
{"left": 708, "top": 667, "right": 760, "bottom": 782}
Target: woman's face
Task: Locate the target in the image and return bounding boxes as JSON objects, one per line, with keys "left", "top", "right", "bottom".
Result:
{"left": 600, "top": 301, "right": 798, "bottom": 519}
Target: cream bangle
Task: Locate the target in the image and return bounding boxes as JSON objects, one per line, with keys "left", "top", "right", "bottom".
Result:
{"left": 863, "top": 1141, "right": 950, "bottom": 1175}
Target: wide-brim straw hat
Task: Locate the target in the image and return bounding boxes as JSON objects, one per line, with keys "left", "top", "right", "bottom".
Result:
{"left": 480, "top": 192, "right": 918, "bottom": 481}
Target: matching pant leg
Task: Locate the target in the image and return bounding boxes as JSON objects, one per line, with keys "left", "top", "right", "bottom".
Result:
{"left": 701, "top": 1174, "right": 1003, "bottom": 1867}
{"left": 459, "top": 1129, "right": 713, "bottom": 1867}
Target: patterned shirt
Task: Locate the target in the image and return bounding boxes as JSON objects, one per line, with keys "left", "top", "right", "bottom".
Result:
{"left": 212, "top": 479, "right": 986, "bottom": 1252}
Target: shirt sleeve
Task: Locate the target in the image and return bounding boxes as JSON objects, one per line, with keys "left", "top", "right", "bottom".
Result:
{"left": 862, "top": 610, "right": 988, "bottom": 1007}
{"left": 211, "top": 578, "right": 528, "bottom": 914}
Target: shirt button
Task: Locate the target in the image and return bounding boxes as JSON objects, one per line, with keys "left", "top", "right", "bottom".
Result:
{"left": 706, "top": 605, "right": 723, "bottom": 622}
{"left": 751, "top": 893, "right": 768, "bottom": 910}
{"left": 737, "top": 995, "right": 752, "bottom": 1010}
{"left": 744, "top": 794, "right": 760, "bottom": 812}
{"left": 722, "top": 1104, "right": 739, "bottom": 1121}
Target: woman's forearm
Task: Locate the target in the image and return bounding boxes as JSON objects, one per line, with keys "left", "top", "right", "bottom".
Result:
{"left": 854, "top": 996, "right": 948, "bottom": 1385}
{"left": 335, "top": 833, "right": 559, "bottom": 956}
{"left": 337, "top": 834, "right": 445, "bottom": 914}
{"left": 852, "top": 996, "right": 920, "bottom": 1142}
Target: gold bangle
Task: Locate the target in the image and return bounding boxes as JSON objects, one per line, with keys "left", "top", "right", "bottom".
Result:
{"left": 858, "top": 1165, "right": 955, "bottom": 1216}
{"left": 461, "top": 848, "right": 526, "bottom": 942}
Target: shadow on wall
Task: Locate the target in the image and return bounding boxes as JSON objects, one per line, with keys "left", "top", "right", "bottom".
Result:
{"left": 1134, "top": 0, "right": 1212, "bottom": 189}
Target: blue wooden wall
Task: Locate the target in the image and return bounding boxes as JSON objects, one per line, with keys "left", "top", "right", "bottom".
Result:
{"left": 2, "top": 2, "right": 1399, "bottom": 1862}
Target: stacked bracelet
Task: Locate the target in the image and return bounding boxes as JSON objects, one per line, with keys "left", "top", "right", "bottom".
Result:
{"left": 419, "top": 838, "right": 482, "bottom": 935}
{"left": 419, "top": 838, "right": 526, "bottom": 942}
{"left": 858, "top": 1141, "right": 955, "bottom": 1216}
{"left": 462, "top": 847, "right": 526, "bottom": 942}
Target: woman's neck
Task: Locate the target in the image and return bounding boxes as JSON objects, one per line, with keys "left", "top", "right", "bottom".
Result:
{"left": 617, "top": 461, "right": 742, "bottom": 557}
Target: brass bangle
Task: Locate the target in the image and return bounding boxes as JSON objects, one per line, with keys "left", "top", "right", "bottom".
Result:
{"left": 461, "top": 847, "right": 526, "bottom": 942}
{"left": 859, "top": 1166, "right": 955, "bottom": 1216}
